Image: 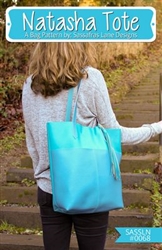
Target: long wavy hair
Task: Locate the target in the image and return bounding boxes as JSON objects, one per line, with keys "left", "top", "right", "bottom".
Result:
{"left": 29, "top": 42, "right": 97, "bottom": 97}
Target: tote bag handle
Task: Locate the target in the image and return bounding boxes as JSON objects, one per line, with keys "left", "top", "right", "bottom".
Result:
{"left": 65, "top": 81, "right": 121, "bottom": 180}
{"left": 65, "top": 81, "right": 81, "bottom": 123}
{"left": 65, "top": 87, "right": 75, "bottom": 121}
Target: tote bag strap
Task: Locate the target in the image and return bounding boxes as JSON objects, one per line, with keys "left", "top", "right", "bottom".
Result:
{"left": 65, "top": 81, "right": 81, "bottom": 122}
{"left": 71, "top": 81, "right": 121, "bottom": 180}
{"left": 65, "top": 87, "right": 74, "bottom": 121}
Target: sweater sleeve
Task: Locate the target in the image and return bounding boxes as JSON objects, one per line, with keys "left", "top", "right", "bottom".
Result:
{"left": 93, "top": 70, "right": 162, "bottom": 145}
{"left": 24, "top": 123, "right": 39, "bottom": 171}
{"left": 22, "top": 79, "right": 39, "bottom": 170}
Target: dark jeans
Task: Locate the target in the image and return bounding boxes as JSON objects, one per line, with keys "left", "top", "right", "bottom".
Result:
{"left": 38, "top": 187, "right": 109, "bottom": 250}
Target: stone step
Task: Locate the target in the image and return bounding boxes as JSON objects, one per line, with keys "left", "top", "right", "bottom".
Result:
{"left": 6, "top": 168, "right": 35, "bottom": 182}
{"left": 122, "top": 142, "right": 159, "bottom": 154}
{"left": 21, "top": 155, "right": 33, "bottom": 169}
{"left": 127, "top": 89, "right": 159, "bottom": 94}
{"left": 117, "top": 121, "right": 160, "bottom": 129}
{"left": 19, "top": 143, "right": 160, "bottom": 170}
{"left": 19, "top": 153, "right": 159, "bottom": 171}
{"left": 115, "top": 109, "right": 159, "bottom": 114}
{"left": 0, "top": 206, "right": 153, "bottom": 229}
{"left": 113, "top": 103, "right": 159, "bottom": 111}
{"left": 0, "top": 234, "right": 151, "bottom": 250}
{"left": 0, "top": 185, "right": 151, "bottom": 207}
{"left": 124, "top": 84, "right": 159, "bottom": 91}
{"left": 133, "top": 90, "right": 158, "bottom": 96}
{"left": 6, "top": 168, "right": 154, "bottom": 189}
{"left": 121, "top": 153, "right": 159, "bottom": 172}
{"left": 115, "top": 111, "right": 158, "bottom": 122}
{"left": 127, "top": 93, "right": 158, "bottom": 99}
{"left": 119, "top": 96, "right": 159, "bottom": 102}
{"left": 117, "top": 117, "right": 159, "bottom": 124}
{"left": 116, "top": 100, "right": 159, "bottom": 105}
{"left": 122, "top": 173, "right": 154, "bottom": 189}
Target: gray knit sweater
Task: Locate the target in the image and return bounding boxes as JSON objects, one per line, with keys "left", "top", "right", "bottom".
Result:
{"left": 22, "top": 67, "right": 162, "bottom": 194}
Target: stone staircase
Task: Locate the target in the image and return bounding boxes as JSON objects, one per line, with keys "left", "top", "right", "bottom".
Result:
{"left": 0, "top": 153, "right": 155, "bottom": 250}
{"left": 0, "top": 64, "right": 162, "bottom": 249}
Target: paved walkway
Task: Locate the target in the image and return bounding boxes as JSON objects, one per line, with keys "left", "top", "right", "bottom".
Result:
{"left": 113, "top": 61, "right": 162, "bottom": 136}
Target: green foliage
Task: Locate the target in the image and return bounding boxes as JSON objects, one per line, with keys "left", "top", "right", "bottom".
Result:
{"left": 0, "top": 221, "right": 42, "bottom": 235}
{"left": 70, "top": 0, "right": 79, "bottom": 6}
{"left": 0, "top": 42, "right": 32, "bottom": 136}
{"left": 0, "top": 125, "right": 25, "bottom": 153}
{"left": 0, "top": 0, "right": 136, "bottom": 9}
{"left": 16, "top": 0, "right": 64, "bottom": 6}
{"left": 100, "top": 0, "right": 135, "bottom": 6}
{"left": 21, "top": 178, "right": 36, "bottom": 187}
{"left": 151, "top": 245, "right": 162, "bottom": 250}
{"left": 134, "top": 169, "right": 152, "bottom": 174}
{"left": 0, "top": 0, "right": 64, "bottom": 8}
{"left": 0, "top": 73, "right": 24, "bottom": 131}
{"left": 151, "top": 181, "right": 162, "bottom": 227}
{"left": 0, "top": 200, "right": 8, "bottom": 205}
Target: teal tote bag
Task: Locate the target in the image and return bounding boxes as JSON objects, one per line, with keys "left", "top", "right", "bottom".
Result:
{"left": 47, "top": 83, "right": 124, "bottom": 214}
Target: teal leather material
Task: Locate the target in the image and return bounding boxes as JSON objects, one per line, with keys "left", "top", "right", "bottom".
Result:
{"left": 65, "top": 87, "right": 74, "bottom": 121}
{"left": 47, "top": 83, "right": 123, "bottom": 214}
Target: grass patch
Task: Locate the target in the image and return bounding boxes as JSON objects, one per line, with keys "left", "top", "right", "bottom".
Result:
{"left": 0, "top": 200, "right": 8, "bottom": 205}
{"left": 21, "top": 178, "right": 36, "bottom": 187}
{"left": 0, "top": 221, "right": 42, "bottom": 235}
{"left": 124, "top": 204, "right": 150, "bottom": 213}
{"left": 0, "top": 125, "right": 25, "bottom": 154}
{"left": 133, "top": 169, "right": 152, "bottom": 174}
{"left": 151, "top": 181, "right": 162, "bottom": 227}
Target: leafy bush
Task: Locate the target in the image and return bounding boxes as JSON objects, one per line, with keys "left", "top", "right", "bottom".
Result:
{"left": 0, "top": 41, "right": 33, "bottom": 138}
